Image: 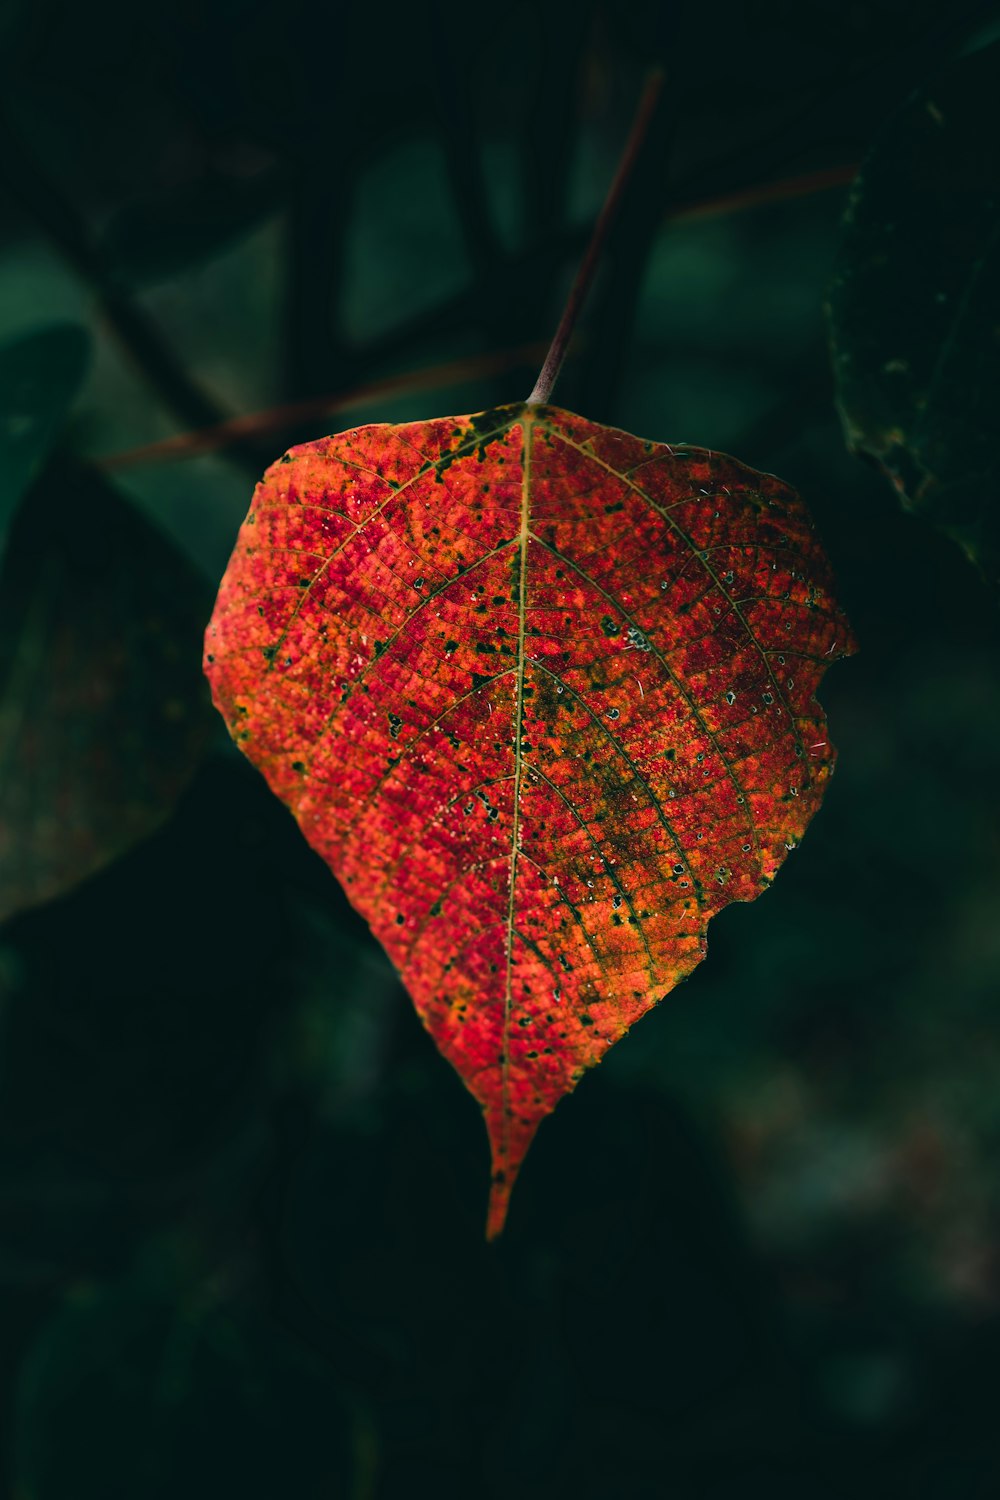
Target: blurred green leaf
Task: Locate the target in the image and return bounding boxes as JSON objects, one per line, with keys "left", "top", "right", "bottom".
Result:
{"left": 828, "top": 41, "right": 1000, "bottom": 592}
{"left": 0, "top": 461, "right": 215, "bottom": 923}
{"left": 0, "top": 322, "right": 89, "bottom": 547}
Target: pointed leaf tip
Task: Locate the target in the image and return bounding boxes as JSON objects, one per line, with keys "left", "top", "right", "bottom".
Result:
{"left": 486, "top": 1176, "right": 510, "bottom": 1242}
{"left": 484, "top": 1103, "right": 543, "bottom": 1240}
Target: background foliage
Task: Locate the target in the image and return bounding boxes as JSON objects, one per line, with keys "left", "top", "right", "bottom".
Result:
{"left": 1, "top": 2, "right": 999, "bottom": 1495}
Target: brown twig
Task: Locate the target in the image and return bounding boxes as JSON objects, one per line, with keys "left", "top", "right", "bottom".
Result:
{"left": 99, "top": 342, "right": 550, "bottom": 472}
{"left": 95, "top": 157, "right": 858, "bottom": 473}
{"left": 673, "top": 162, "right": 858, "bottom": 222}
{"left": 527, "top": 67, "right": 665, "bottom": 407}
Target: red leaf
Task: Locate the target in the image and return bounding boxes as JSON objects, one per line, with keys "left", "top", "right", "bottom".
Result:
{"left": 205, "top": 403, "right": 855, "bottom": 1236}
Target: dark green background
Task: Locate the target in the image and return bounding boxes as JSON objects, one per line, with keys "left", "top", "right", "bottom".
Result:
{"left": 2, "top": 2, "right": 999, "bottom": 1495}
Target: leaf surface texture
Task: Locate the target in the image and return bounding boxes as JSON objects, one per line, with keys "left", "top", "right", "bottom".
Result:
{"left": 205, "top": 404, "right": 853, "bottom": 1234}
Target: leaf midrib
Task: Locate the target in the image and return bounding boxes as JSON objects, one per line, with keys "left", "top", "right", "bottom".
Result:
{"left": 500, "top": 406, "right": 533, "bottom": 1161}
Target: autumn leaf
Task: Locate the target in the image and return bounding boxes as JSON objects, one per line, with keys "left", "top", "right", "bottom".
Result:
{"left": 828, "top": 40, "right": 1000, "bottom": 592}
{"left": 204, "top": 403, "right": 854, "bottom": 1236}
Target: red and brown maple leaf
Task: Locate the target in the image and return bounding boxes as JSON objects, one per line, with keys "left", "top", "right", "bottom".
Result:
{"left": 204, "top": 403, "right": 854, "bottom": 1236}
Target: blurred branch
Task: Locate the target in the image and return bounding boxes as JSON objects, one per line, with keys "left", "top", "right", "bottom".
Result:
{"left": 284, "top": 160, "right": 354, "bottom": 399}
{"left": 98, "top": 341, "right": 551, "bottom": 471}
{"left": 291, "top": 158, "right": 859, "bottom": 389}
{"left": 518, "top": 0, "right": 594, "bottom": 246}
{"left": 0, "top": 109, "right": 252, "bottom": 452}
{"left": 675, "top": 163, "right": 858, "bottom": 221}
{"left": 95, "top": 159, "right": 857, "bottom": 472}
{"left": 426, "top": 0, "right": 505, "bottom": 280}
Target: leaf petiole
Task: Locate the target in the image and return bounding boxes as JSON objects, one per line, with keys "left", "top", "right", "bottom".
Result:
{"left": 526, "top": 67, "right": 665, "bottom": 407}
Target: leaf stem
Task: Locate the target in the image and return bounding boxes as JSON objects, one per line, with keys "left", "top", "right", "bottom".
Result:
{"left": 526, "top": 67, "right": 664, "bottom": 407}
{"left": 93, "top": 159, "right": 856, "bottom": 472}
